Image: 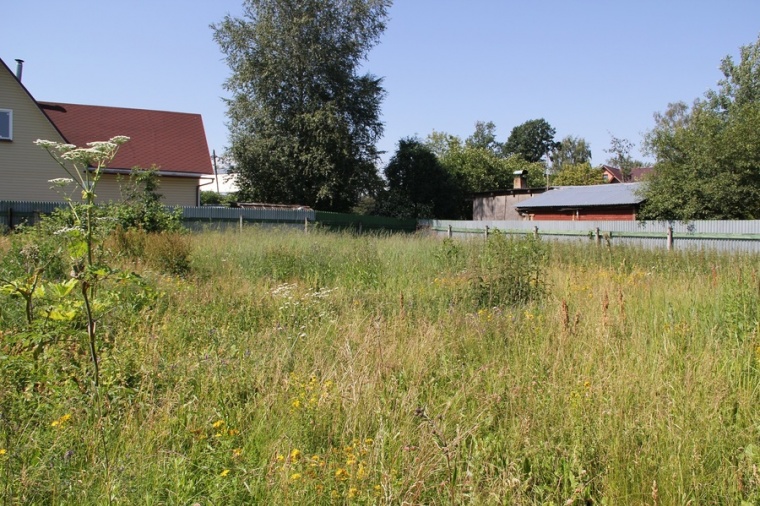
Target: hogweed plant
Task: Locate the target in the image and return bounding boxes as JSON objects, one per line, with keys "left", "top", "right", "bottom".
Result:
{"left": 33, "top": 136, "right": 129, "bottom": 387}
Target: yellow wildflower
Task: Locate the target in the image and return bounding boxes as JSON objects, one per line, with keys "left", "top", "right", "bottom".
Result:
{"left": 0, "top": 449, "right": 6, "bottom": 456}
{"left": 364, "top": 438, "right": 374, "bottom": 446}
{"left": 291, "top": 399, "right": 302, "bottom": 409}
{"left": 228, "top": 429, "right": 240, "bottom": 436}
{"left": 335, "top": 468, "right": 349, "bottom": 480}
{"left": 219, "top": 469, "right": 230, "bottom": 477}
{"left": 290, "top": 448, "right": 302, "bottom": 461}
{"left": 212, "top": 420, "right": 225, "bottom": 429}
{"left": 276, "top": 454, "right": 285, "bottom": 463}
{"left": 357, "top": 463, "right": 367, "bottom": 480}
{"left": 348, "top": 487, "right": 359, "bottom": 498}
{"left": 290, "top": 473, "right": 302, "bottom": 481}
{"left": 51, "top": 413, "right": 72, "bottom": 428}
{"left": 232, "top": 448, "right": 243, "bottom": 458}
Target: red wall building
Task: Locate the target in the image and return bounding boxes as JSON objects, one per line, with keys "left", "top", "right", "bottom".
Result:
{"left": 516, "top": 183, "right": 644, "bottom": 221}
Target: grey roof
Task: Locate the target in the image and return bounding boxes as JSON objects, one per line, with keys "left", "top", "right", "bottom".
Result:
{"left": 515, "top": 183, "right": 645, "bottom": 209}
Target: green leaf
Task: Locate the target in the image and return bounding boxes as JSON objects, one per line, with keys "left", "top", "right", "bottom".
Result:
{"left": 48, "top": 307, "right": 77, "bottom": 321}
{"left": 47, "top": 279, "right": 79, "bottom": 299}
{"left": 68, "top": 240, "right": 88, "bottom": 260}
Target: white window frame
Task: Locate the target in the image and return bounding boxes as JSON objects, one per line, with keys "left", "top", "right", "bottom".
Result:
{"left": 0, "top": 109, "right": 12, "bottom": 141}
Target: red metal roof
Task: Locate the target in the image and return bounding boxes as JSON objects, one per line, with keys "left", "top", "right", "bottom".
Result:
{"left": 601, "top": 165, "right": 653, "bottom": 183}
{"left": 38, "top": 102, "right": 213, "bottom": 176}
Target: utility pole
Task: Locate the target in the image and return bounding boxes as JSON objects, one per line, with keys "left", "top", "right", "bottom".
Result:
{"left": 212, "top": 150, "right": 220, "bottom": 194}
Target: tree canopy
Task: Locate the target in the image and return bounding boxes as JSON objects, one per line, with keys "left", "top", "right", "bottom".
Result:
{"left": 551, "top": 162, "right": 602, "bottom": 186}
{"left": 604, "top": 135, "right": 646, "bottom": 177}
{"left": 502, "top": 118, "right": 559, "bottom": 163}
{"left": 425, "top": 125, "right": 546, "bottom": 218}
{"left": 640, "top": 34, "right": 760, "bottom": 220}
{"left": 375, "top": 138, "right": 460, "bottom": 219}
{"left": 212, "top": 0, "right": 390, "bottom": 212}
{"left": 550, "top": 135, "right": 592, "bottom": 173}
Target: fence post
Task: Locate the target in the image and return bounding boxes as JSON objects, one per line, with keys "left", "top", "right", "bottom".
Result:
{"left": 447, "top": 224, "right": 452, "bottom": 239}
{"left": 484, "top": 225, "right": 489, "bottom": 241}
{"left": 667, "top": 226, "right": 673, "bottom": 251}
{"left": 595, "top": 227, "right": 601, "bottom": 246}
{"left": 239, "top": 213, "right": 243, "bottom": 233}
{"left": 533, "top": 226, "right": 539, "bottom": 239}
{"left": 304, "top": 216, "right": 309, "bottom": 233}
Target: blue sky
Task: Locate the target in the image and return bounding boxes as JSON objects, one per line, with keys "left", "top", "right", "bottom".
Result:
{"left": 3, "top": 1, "right": 760, "bottom": 167}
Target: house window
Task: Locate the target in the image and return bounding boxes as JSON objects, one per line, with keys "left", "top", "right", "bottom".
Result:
{"left": 0, "top": 109, "right": 12, "bottom": 140}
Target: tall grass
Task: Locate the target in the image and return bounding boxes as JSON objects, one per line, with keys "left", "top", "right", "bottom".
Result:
{"left": 1, "top": 228, "right": 758, "bottom": 504}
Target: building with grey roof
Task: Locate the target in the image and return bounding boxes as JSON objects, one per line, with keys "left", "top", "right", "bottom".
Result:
{"left": 515, "top": 183, "right": 645, "bottom": 221}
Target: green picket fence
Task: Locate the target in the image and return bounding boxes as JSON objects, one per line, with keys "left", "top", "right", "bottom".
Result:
{"left": 1, "top": 201, "right": 418, "bottom": 234}
{"left": 314, "top": 211, "right": 418, "bottom": 232}
{"left": 0, "top": 201, "right": 66, "bottom": 230}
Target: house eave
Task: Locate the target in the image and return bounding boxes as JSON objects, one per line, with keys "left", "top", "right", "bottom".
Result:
{"left": 93, "top": 167, "right": 208, "bottom": 179}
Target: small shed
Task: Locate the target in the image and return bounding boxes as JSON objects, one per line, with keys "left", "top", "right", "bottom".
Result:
{"left": 516, "top": 183, "right": 645, "bottom": 221}
{"left": 472, "top": 170, "right": 548, "bottom": 220}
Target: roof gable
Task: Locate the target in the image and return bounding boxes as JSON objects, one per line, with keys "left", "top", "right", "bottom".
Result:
{"left": 602, "top": 165, "right": 653, "bottom": 183}
{"left": 0, "top": 58, "right": 67, "bottom": 142}
{"left": 39, "top": 102, "right": 213, "bottom": 176}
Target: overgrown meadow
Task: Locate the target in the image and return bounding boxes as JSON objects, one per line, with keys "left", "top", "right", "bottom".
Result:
{"left": 1, "top": 225, "right": 759, "bottom": 505}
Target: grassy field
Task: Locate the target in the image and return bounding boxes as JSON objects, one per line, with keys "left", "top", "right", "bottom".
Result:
{"left": 1, "top": 227, "right": 759, "bottom": 504}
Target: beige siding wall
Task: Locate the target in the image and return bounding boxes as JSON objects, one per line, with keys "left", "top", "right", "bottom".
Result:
{"left": 95, "top": 174, "right": 201, "bottom": 206}
{"left": 0, "top": 69, "right": 69, "bottom": 202}
{"left": 1, "top": 70, "right": 203, "bottom": 205}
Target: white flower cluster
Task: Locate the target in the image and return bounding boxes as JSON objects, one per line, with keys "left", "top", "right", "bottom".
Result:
{"left": 271, "top": 282, "right": 298, "bottom": 298}
{"left": 53, "top": 226, "right": 80, "bottom": 236}
{"left": 35, "top": 136, "right": 130, "bottom": 166}
{"left": 48, "top": 178, "right": 75, "bottom": 187}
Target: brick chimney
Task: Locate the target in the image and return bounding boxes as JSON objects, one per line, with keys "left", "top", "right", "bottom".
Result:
{"left": 513, "top": 170, "right": 528, "bottom": 189}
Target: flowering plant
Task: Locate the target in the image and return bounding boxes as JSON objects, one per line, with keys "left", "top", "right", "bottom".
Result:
{"left": 34, "top": 136, "right": 130, "bottom": 386}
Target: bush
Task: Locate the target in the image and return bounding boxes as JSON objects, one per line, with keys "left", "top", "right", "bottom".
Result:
{"left": 111, "top": 168, "right": 183, "bottom": 233}
{"left": 142, "top": 231, "right": 192, "bottom": 275}
{"left": 468, "top": 232, "right": 548, "bottom": 308}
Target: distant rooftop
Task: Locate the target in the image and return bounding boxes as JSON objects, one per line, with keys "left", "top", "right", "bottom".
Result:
{"left": 516, "top": 183, "right": 645, "bottom": 209}
{"left": 602, "top": 165, "right": 653, "bottom": 183}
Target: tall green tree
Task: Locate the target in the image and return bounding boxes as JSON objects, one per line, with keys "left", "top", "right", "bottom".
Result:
{"left": 705, "top": 34, "right": 760, "bottom": 113}
{"left": 212, "top": 0, "right": 390, "bottom": 211}
{"left": 550, "top": 135, "right": 592, "bottom": 173}
{"left": 502, "top": 118, "right": 559, "bottom": 163}
{"left": 640, "top": 35, "right": 760, "bottom": 220}
{"left": 376, "top": 138, "right": 460, "bottom": 219}
{"left": 604, "top": 134, "right": 646, "bottom": 176}
{"left": 425, "top": 131, "right": 545, "bottom": 218}
{"left": 465, "top": 121, "right": 502, "bottom": 155}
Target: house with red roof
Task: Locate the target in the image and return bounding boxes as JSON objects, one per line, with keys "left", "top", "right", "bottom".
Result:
{"left": 601, "top": 165, "right": 653, "bottom": 184}
{"left": 0, "top": 57, "right": 213, "bottom": 205}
